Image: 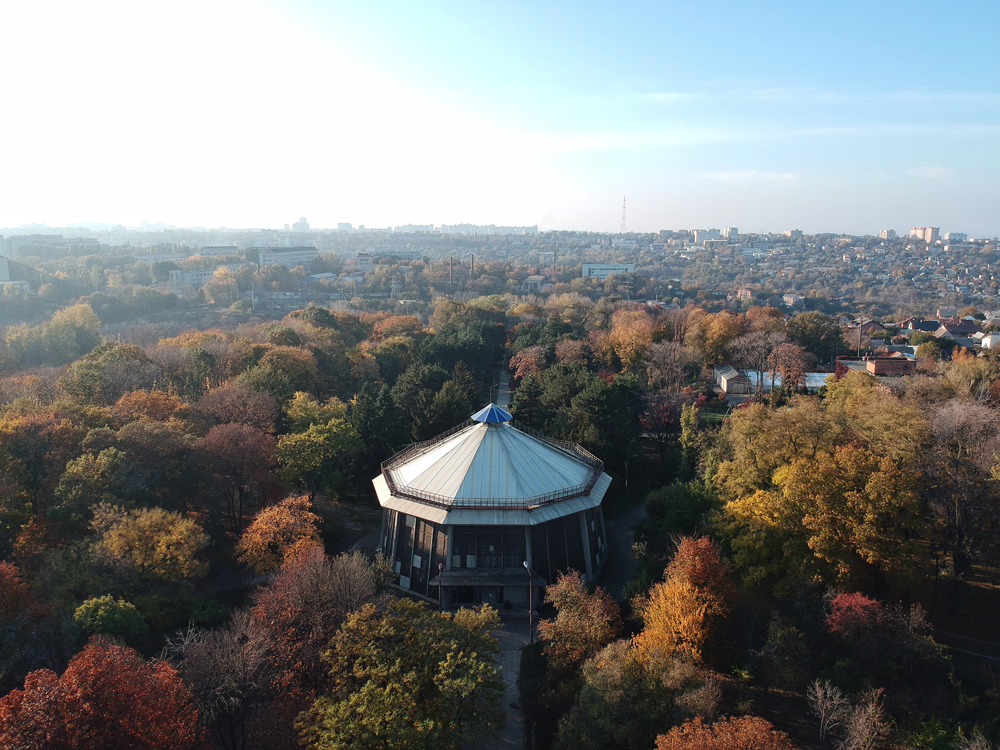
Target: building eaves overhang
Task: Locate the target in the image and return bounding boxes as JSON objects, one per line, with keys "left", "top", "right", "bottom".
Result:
{"left": 373, "top": 472, "right": 612, "bottom": 526}
{"left": 378, "top": 420, "right": 605, "bottom": 510}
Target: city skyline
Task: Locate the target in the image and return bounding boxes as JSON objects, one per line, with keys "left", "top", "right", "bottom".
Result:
{"left": 2, "top": 0, "right": 998, "bottom": 234}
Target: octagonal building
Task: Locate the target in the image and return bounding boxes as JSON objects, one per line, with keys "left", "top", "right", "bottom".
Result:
{"left": 374, "top": 404, "right": 611, "bottom": 609}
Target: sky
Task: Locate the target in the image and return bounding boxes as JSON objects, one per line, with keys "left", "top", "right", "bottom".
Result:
{"left": 1, "top": 0, "right": 998, "bottom": 235}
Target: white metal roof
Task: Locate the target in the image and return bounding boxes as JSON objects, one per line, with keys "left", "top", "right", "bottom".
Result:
{"left": 375, "top": 417, "right": 610, "bottom": 521}
{"left": 392, "top": 421, "right": 593, "bottom": 503}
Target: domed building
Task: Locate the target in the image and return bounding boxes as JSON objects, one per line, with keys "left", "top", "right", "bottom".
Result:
{"left": 374, "top": 404, "right": 611, "bottom": 610}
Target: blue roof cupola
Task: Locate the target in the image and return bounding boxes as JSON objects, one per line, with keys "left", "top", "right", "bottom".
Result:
{"left": 470, "top": 403, "right": 513, "bottom": 424}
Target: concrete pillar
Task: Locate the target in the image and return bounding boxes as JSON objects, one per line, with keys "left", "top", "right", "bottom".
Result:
{"left": 579, "top": 512, "right": 594, "bottom": 581}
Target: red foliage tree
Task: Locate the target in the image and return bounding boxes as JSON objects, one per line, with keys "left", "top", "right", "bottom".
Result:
{"left": 0, "top": 636, "right": 205, "bottom": 750}
{"left": 825, "top": 592, "right": 884, "bottom": 639}
{"left": 509, "top": 345, "right": 548, "bottom": 382}
{"left": 656, "top": 715, "right": 799, "bottom": 750}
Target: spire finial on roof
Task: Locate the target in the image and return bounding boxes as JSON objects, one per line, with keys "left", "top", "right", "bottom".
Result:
{"left": 471, "top": 403, "right": 512, "bottom": 423}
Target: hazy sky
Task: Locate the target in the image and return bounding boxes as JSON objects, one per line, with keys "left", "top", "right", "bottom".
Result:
{"left": 2, "top": 0, "right": 998, "bottom": 235}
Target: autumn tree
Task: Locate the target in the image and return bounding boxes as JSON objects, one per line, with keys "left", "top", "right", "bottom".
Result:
{"left": 237, "top": 495, "right": 322, "bottom": 573}
{"left": 717, "top": 445, "right": 922, "bottom": 593}
{"left": 655, "top": 715, "right": 798, "bottom": 750}
{"left": 0, "top": 412, "right": 79, "bottom": 516}
{"left": 767, "top": 342, "right": 807, "bottom": 395}
{"left": 711, "top": 397, "right": 836, "bottom": 501}
{"left": 61, "top": 342, "right": 161, "bottom": 406}
{"left": 112, "top": 389, "right": 188, "bottom": 425}
{"left": 285, "top": 392, "right": 347, "bottom": 433}
{"left": 925, "top": 400, "right": 1000, "bottom": 607}
{"left": 554, "top": 639, "right": 719, "bottom": 750}
{"left": 166, "top": 610, "right": 272, "bottom": 750}
{"left": 196, "top": 386, "right": 278, "bottom": 433}
{"left": 83, "top": 420, "right": 197, "bottom": 509}
{"left": 201, "top": 423, "right": 278, "bottom": 533}
{"left": 297, "top": 598, "right": 505, "bottom": 750}
{"left": 0, "top": 561, "right": 34, "bottom": 622}
{"left": 634, "top": 537, "right": 736, "bottom": 663}
{"left": 729, "top": 331, "right": 786, "bottom": 397}
{"left": 609, "top": 309, "right": 655, "bottom": 371}
{"left": 0, "top": 636, "right": 205, "bottom": 750}
{"left": 91, "top": 503, "right": 209, "bottom": 582}
{"left": 251, "top": 549, "right": 384, "bottom": 708}
{"left": 537, "top": 570, "right": 623, "bottom": 674}
{"left": 233, "top": 346, "right": 319, "bottom": 405}
{"left": 685, "top": 311, "right": 744, "bottom": 367}
{"left": 642, "top": 391, "right": 685, "bottom": 459}
{"left": 510, "top": 344, "right": 549, "bottom": 381}
{"left": 49, "top": 448, "right": 124, "bottom": 535}
{"left": 646, "top": 341, "right": 692, "bottom": 390}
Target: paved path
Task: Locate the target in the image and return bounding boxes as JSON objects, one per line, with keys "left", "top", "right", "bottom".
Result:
{"left": 464, "top": 615, "right": 531, "bottom": 750}
{"left": 348, "top": 530, "right": 380, "bottom": 554}
{"left": 599, "top": 501, "right": 648, "bottom": 601}
{"left": 496, "top": 371, "right": 511, "bottom": 408}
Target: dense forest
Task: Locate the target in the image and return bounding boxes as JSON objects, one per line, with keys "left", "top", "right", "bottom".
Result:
{"left": 1, "top": 292, "right": 999, "bottom": 750}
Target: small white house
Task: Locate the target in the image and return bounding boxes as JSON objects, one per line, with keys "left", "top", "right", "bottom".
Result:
{"left": 979, "top": 332, "right": 1000, "bottom": 350}
{"left": 713, "top": 364, "right": 750, "bottom": 395}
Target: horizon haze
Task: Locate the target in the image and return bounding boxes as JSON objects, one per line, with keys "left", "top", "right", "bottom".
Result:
{"left": 2, "top": 0, "right": 998, "bottom": 235}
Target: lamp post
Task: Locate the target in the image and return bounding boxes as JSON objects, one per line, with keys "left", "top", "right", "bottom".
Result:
{"left": 523, "top": 560, "right": 533, "bottom": 645}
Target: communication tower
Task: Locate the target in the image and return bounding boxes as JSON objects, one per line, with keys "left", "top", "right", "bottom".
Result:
{"left": 620, "top": 196, "right": 627, "bottom": 235}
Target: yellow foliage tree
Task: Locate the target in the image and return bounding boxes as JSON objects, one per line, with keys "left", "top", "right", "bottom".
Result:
{"left": 92, "top": 504, "right": 209, "bottom": 582}
{"left": 236, "top": 496, "right": 322, "bottom": 573}
{"left": 634, "top": 577, "right": 708, "bottom": 662}
{"left": 609, "top": 309, "right": 655, "bottom": 371}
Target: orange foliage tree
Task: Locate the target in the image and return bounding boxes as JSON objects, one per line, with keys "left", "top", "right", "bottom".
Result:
{"left": 536, "top": 570, "right": 622, "bottom": 673}
{"left": 634, "top": 537, "right": 737, "bottom": 663}
{"left": 0, "top": 636, "right": 205, "bottom": 750}
{"left": 371, "top": 315, "right": 425, "bottom": 342}
{"left": 656, "top": 715, "right": 799, "bottom": 750}
{"left": 112, "top": 390, "right": 188, "bottom": 425}
{"left": 237, "top": 495, "right": 322, "bottom": 573}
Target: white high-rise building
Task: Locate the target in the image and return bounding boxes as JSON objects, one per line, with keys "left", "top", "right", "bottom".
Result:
{"left": 878, "top": 229, "right": 897, "bottom": 240}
